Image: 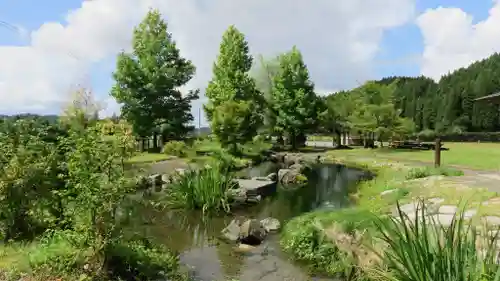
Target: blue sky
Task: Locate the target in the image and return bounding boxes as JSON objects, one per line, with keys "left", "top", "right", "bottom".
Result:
{"left": 0, "top": 0, "right": 498, "bottom": 126}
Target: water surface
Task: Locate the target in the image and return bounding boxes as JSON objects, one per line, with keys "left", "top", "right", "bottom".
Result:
{"left": 139, "top": 163, "right": 367, "bottom": 281}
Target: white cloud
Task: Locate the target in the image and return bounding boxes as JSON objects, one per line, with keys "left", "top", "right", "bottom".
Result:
{"left": 417, "top": 0, "right": 500, "bottom": 80}
{"left": 0, "top": 0, "right": 415, "bottom": 122}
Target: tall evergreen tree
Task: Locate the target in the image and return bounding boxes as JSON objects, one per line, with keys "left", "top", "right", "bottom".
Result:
{"left": 205, "top": 25, "right": 262, "bottom": 152}
{"left": 111, "top": 9, "right": 199, "bottom": 147}
{"left": 272, "top": 46, "right": 320, "bottom": 149}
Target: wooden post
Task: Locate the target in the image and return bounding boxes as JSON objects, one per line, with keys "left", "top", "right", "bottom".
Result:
{"left": 434, "top": 137, "right": 441, "bottom": 167}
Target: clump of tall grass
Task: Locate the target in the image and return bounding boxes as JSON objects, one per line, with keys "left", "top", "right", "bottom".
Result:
{"left": 405, "top": 166, "right": 464, "bottom": 180}
{"left": 372, "top": 200, "right": 500, "bottom": 281}
{"left": 165, "top": 161, "right": 238, "bottom": 214}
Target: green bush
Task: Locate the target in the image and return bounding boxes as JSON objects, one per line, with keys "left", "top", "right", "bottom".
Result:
{"left": 163, "top": 162, "right": 238, "bottom": 214}
{"left": 373, "top": 200, "right": 500, "bottom": 281}
{"left": 162, "top": 141, "right": 189, "bottom": 157}
{"left": 405, "top": 166, "right": 464, "bottom": 180}
{"left": 106, "top": 239, "right": 186, "bottom": 281}
{"left": 280, "top": 209, "right": 384, "bottom": 279}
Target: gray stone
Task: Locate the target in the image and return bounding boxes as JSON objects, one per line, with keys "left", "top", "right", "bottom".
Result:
{"left": 266, "top": 172, "right": 277, "bottom": 182}
{"left": 161, "top": 174, "right": 170, "bottom": 184}
{"left": 380, "top": 189, "right": 398, "bottom": 196}
{"left": 463, "top": 209, "right": 477, "bottom": 219}
{"left": 221, "top": 218, "right": 245, "bottom": 242}
{"left": 483, "top": 216, "right": 500, "bottom": 226}
{"left": 175, "top": 168, "right": 186, "bottom": 175}
{"left": 236, "top": 179, "right": 275, "bottom": 196}
{"left": 438, "top": 205, "right": 458, "bottom": 214}
{"left": 227, "top": 188, "right": 247, "bottom": 203}
{"left": 428, "top": 214, "right": 456, "bottom": 226}
{"left": 278, "top": 169, "right": 307, "bottom": 185}
{"left": 252, "top": 176, "right": 270, "bottom": 181}
{"left": 239, "top": 219, "right": 267, "bottom": 245}
{"left": 260, "top": 217, "right": 281, "bottom": 232}
{"left": 428, "top": 198, "right": 445, "bottom": 205}
{"left": 246, "top": 195, "right": 262, "bottom": 204}
{"left": 149, "top": 174, "right": 162, "bottom": 185}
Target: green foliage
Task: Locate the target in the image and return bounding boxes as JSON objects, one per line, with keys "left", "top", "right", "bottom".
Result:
{"left": 373, "top": 200, "right": 500, "bottom": 281}
{"left": 280, "top": 208, "right": 384, "bottom": 279}
{"left": 163, "top": 162, "right": 238, "bottom": 214}
{"left": 205, "top": 25, "right": 262, "bottom": 152}
{"left": 272, "top": 47, "right": 321, "bottom": 148}
{"left": 111, "top": 9, "right": 198, "bottom": 139}
{"left": 162, "top": 141, "right": 189, "bottom": 157}
{"left": 405, "top": 166, "right": 464, "bottom": 180}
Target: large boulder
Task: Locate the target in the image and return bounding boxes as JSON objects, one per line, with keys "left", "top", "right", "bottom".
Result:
{"left": 278, "top": 169, "right": 308, "bottom": 185}
{"left": 266, "top": 172, "right": 277, "bottom": 182}
{"left": 221, "top": 218, "right": 245, "bottom": 242}
{"left": 283, "top": 154, "right": 303, "bottom": 168}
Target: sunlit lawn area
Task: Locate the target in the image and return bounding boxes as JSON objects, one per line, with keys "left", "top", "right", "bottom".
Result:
{"left": 126, "top": 152, "right": 174, "bottom": 164}
{"left": 327, "top": 142, "right": 500, "bottom": 171}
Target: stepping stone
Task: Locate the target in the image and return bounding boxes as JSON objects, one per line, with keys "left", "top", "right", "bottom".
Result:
{"left": 483, "top": 216, "right": 500, "bottom": 226}
{"left": 428, "top": 214, "right": 456, "bottom": 226}
{"left": 380, "top": 189, "right": 398, "bottom": 196}
{"left": 428, "top": 198, "right": 445, "bottom": 205}
{"left": 439, "top": 205, "right": 458, "bottom": 214}
{"left": 464, "top": 209, "right": 478, "bottom": 219}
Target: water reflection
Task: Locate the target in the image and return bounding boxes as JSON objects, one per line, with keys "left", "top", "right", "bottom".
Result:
{"left": 133, "top": 163, "right": 368, "bottom": 281}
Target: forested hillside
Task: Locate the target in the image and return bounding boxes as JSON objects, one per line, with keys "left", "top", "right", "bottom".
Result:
{"left": 377, "top": 53, "right": 500, "bottom": 133}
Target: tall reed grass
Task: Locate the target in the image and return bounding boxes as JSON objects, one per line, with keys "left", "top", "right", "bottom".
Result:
{"left": 165, "top": 161, "right": 237, "bottom": 214}
{"left": 372, "top": 200, "right": 500, "bottom": 281}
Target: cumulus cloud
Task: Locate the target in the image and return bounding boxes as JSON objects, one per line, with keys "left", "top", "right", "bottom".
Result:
{"left": 0, "top": 0, "right": 415, "bottom": 120}
{"left": 417, "top": 0, "right": 500, "bottom": 80}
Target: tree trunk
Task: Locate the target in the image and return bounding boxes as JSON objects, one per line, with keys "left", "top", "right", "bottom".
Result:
{"left": 290, "top": 132, "right": 297, "bottom": 150}
{"left": 335, "top": 130, "right": 342, "bottom": 148}
{"left": 153, "top": 133, "right": 158, "bottom": 150}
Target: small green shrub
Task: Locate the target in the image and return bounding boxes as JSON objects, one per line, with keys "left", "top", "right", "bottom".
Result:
{"left": 373, "top": 200, "right": 500, "bottom": 281}
{"left": 405, "top": 166, "right": 464, "bottom": 180}
{"left": 162, "top": 141, "right": 189, "bottom": 157}
{"left": 106, "top": 239, "right": 186, "bottom": 281}
{"left": 164, "top": 162, "right": 238, "bottom": 214}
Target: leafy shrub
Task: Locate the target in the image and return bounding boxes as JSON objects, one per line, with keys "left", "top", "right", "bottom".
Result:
{"left": 405, "top": 166, "right": 463, "bottom": 179}
{"left": 162, "top": 141, "right": 189, "bottom": 157}
{"left": 106, "top": 239, "right": 186, "bottom": 281}
{"left": 373, "top": 200, "right": 500, "bottom": 281}
{"left": 164, "top": 162, "right": 238, "bottom": 214}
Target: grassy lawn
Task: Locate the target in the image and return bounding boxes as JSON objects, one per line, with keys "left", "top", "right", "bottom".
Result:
{"left": 126, "top": 152, "right": 175, "bottom": 164}
{"left": 326, "top": 142, "right": 500, "bottom": 171}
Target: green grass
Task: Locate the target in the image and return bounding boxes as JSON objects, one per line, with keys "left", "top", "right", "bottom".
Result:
{"left": 327, "top": 142, "right": 500, "bottom": 170}
{"left": 161, "top": 161, "right": 238, "bottom": 214}
{"left": 405, "top": 166, "right": 464, "bottom": 180}
{"left": 126, "top": 152, "right": 175, "bottom": 164}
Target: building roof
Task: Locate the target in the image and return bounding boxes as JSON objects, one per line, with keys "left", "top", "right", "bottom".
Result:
{"left": 475, "top": 92, "right": 500, "bottom": 103}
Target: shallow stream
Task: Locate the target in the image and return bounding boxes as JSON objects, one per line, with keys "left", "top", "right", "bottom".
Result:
{"left": 138, "top": 162, "right": 368, "bottom": 281}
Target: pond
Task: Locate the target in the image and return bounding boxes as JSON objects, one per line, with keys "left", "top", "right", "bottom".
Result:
{"left": 137, "top": 162, "right": 369, "bottom": 281}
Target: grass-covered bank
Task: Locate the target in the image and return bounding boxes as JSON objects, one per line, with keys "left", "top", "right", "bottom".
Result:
{"left": 280, "top": 153, "right": 500, "bottom": 280}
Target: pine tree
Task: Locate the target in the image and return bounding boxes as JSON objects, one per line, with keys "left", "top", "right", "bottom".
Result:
{"left": 205, "top": 25, "right": 262, "bottom": 152}
{"left": 111, "top": 9, "right": 198, "bottom": 146}
{"left": 272, "top": 46, "right": 320, "bottom": 149}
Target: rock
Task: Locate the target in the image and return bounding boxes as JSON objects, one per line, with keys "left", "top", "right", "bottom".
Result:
{"left": 278, "top": 169, "right": 307, "bottom": 185}
{"left": 220, "top": 218, "right": 246, "bottom": 242}
{"left": 380, "top": 189, "right": 398, "bottom": 196}
{"left": 260, "top": 217, "right": 281, "bottom": 232}
{"left": 239, "top": 219, "right": 267, "bottom": 245}
{"left": 289, "top": 163, "right": 311, "bottom": 173}
{"left": 137, "top": 176, "right": 151, "bottom": 188}
{"left": 161, "top": 174, "right": 170, "bottom": 184}
{"left": 252, "top": 176, "right": 270, "bottom": 181}
{"left": 175, "top": 168, "right": 186, "bottom": 176}
{"left": 284, "top": 154, "right": 303, "bottom": 168}
{"left": 149, "top": 174, "right": 162, "bottom": 185}
{"left": 246, "top": 195, "right": 262, "bottom": 204}
{"left": 438, "top": 205, "right": 458, "bottom": 214}
{"left": 464, "top": 209, "right": 477, "bottom": 219}
{"left": 428, "top": 197, "right": 445, "bottom": 205}
{"left": 428, "top": 214, "right": 456, "bottom": 226}
{"left": 266, "top": 172, "right": 277, "bottom": 182}
{"left": 227, "top": 188, "right": 247, "bottom": 203}
{"left": 234, "top": 243, "right": 257, "bottom": 253}
{"left": 483, "top": 216, "right": 500, "bottom": 226}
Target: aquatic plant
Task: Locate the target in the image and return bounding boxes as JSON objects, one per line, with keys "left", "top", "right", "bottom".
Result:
{"left": 372, "top": 200, "right": 500, "bottom": 281}
{"left": 165, "top": 161, "right": 238, "bottom": 214}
